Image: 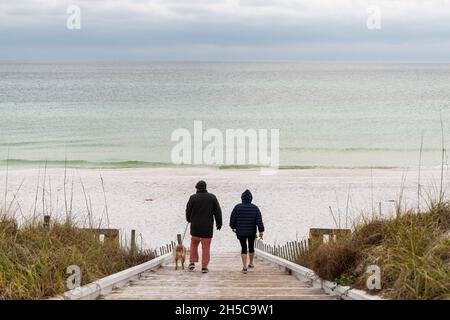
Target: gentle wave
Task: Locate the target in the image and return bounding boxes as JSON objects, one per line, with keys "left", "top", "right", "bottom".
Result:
{"left": 220, "top": 164, "right": 398, "bottom": 170}
{"left": 282, "top": 147, "right": 442, "bottom": 152}
{"left": 0, "top": 159, "right": 176, "bottom": 168}
{"left": 0, "top": 159, "right": 400, "bottom": 170}
{"left": 0, "top": 142, "right": 118, "bottom": 149}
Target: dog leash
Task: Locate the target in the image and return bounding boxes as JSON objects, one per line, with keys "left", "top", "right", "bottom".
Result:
{"left": 182, "top": 222, "right": 189, "bottom": 243}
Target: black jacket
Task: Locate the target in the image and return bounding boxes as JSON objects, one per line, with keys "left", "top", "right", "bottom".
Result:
{"left": 186, "top": 188, "right": 222, "bottom": 238}
{"left": 230, "top": 190, "right": 264, "bottom": 237}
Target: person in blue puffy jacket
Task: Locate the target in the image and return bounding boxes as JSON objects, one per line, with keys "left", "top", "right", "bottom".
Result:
{"left": 229, "top": 189, "right": 265, "bottom": 273}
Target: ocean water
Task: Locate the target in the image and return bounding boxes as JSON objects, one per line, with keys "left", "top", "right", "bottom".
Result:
{"left": 1, "top": 62, "right": 450, "bottom": 168}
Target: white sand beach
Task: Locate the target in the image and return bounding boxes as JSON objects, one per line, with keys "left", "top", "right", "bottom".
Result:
{"left": 0, "top": 167, "right": 446, "bottom": 252}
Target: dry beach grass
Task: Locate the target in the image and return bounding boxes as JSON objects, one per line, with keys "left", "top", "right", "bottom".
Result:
{"left": 0, "top": 214, "right": 154, "bottom": 300}
{"left": 297, "top": 201, "right": 450, "bottom": 300}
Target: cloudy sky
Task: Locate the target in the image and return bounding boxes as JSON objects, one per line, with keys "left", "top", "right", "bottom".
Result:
{"left": 1, "top": 0, "right": 450, "bottom": 61}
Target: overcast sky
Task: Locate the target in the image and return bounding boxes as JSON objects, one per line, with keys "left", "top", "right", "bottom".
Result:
{"left": 1, "top": 0, "right": 450, "bottom": 61}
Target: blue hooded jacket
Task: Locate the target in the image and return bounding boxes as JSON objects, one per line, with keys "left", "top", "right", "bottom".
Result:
{"left": 229, "top": 190, "right": 265, "bottom": 237}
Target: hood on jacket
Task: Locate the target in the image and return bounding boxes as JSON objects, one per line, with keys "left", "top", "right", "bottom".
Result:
{"left": 195, "top": 180, "right": 207, "bottom": 193}
{"left": 241, "top": 189, "right": 253, "bottom": 203}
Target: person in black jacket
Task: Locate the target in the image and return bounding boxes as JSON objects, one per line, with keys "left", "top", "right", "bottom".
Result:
{"left": 229, "top": 189, "right": 264, "bottom": 273}
{"left": 186, "top": 180, "right": 222, "bottom": 273}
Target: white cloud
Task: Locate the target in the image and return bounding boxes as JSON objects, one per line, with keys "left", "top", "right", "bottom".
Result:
{"left": 2, "top": 0, "right": 450, "bottom": 24}
{"left": 1, "top": 0, "right": 450, "bottom": 60}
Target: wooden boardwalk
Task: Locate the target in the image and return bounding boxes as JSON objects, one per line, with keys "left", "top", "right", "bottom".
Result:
{"left": 102, "top": 253, "right": 335, "bottom": 300}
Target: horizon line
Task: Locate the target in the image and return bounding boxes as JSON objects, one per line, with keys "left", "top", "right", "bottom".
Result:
{"left": 2, "top": 59, "right": 450, "bottom": 64}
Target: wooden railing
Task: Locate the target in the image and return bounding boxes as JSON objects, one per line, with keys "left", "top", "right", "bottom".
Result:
{"left": 309, "top": 228, "right": 350, "bottom": 248}
{"left": 256, "top": 228, "right": 351, "bottom": 262}
{"left": 41, "top": 215, "right": 176, "bottom": 257}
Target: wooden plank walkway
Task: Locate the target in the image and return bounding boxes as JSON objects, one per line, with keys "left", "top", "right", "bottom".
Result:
{"left": 101, "top": 253, "right": 335, "bottom": 300}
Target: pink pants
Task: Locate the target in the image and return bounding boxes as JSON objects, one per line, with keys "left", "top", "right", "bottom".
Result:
{"left": 190, "top": 236, "right": 212, "bottom": 268}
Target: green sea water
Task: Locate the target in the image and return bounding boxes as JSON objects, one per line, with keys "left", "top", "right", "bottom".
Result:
{"left": 1, "top": 62, "right": 450, "bottom": 168}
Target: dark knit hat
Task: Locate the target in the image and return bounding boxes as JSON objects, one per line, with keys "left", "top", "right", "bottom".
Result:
{"left": 195, "top": 180, "right": 207, "bottom": 190}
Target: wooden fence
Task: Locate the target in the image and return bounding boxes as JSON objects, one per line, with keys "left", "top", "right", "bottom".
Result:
{"left": 309, "top": 228, "right": 351, "bottom": 248}
{"left": 154, "top": 241, "right": 176, "bottom": 257}
{"left": 256, "top": 228, "right": 352, "bottom": 262}
{"left": 255, "top": 238, "right": 310, "bottom": 262}
{"left": 41, "top": 215, "right": 351, "bottom": 262}
{"left": 41, "top": 215, "right": 176, "bottom": 258}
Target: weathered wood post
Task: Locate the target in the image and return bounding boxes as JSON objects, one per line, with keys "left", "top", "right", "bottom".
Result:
{"left": 379, "top": 201, "right": 382, "bottom": 217}
{"left": 43, "top": 215, "right": 50, "bottom": 229}
{"left": 309, "top": 229, "right": 324, "bottom": 249}
{"left": 131, "top": 229, "right": 136, "bottom": 255}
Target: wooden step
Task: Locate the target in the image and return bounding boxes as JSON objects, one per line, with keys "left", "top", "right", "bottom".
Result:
{"left": 102, "top": 294, "right": 335, "bottom": 300}
{"left": 130, "top": 280, "right": 311, "bottom": 287}
{"left": 99, "top": 253, "right": 334, "bottom": 300}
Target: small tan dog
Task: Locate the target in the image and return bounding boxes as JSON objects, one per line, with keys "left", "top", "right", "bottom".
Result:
{"left": 173, "top": 244, "right": 187, "bottom": 270}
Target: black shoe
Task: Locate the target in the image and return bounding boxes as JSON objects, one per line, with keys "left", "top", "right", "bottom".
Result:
{"left": 241, "top": 268, "right": 248, "bottom": 274}
{"left": 188, "top": 263, "right": 195, "bottom": 271}
{"left": 201, "top": 268, "right": 209, "bottom": 274}
{"left": 248, "top": 263, "right": 254, "bottom": 269}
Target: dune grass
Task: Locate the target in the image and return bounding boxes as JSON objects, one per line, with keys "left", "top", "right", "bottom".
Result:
{"left": 0, "top": 214, "right": 154, "bottom": 300}
{"left": 296, "top": 201, "right": 450, "bottom": 300}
